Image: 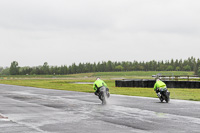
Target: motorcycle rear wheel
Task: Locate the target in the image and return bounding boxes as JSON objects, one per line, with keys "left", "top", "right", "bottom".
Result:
{"left": 100, "top": 92, "right": 106, "bottom": 105}
{"left": 165, "top": 92, "right": 170, "bottom": 103}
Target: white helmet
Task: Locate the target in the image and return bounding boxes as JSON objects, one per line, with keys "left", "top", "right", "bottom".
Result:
{"left": 156, "top": 78, "right": 160, "bottom": 82}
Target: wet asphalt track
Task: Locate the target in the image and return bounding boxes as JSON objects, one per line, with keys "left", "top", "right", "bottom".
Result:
{"left": 0, "top": 84, "right": 200, "bottom": 133}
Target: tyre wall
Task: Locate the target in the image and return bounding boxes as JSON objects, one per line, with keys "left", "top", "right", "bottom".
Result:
{"left": 115, "top": 80, "right": 200, "bottom": 88}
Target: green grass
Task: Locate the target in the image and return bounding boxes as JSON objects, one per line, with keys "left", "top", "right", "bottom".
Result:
{"left": 0, "top": 71, "right": 199, "bottom": 101}
{"left": 94, "top": 71, "right": 194, "bottom": 77}
{"left": 0, "top": 71, "right": 194, "bottom": 79}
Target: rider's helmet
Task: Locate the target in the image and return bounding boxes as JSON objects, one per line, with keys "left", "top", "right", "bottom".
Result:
{"left": 96, "top": 77, "right": 100, "bottom": 80}
{"left": 156, "top": 78, "right": 160, "bottom": 82}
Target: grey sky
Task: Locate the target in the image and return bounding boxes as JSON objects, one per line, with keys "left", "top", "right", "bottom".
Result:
{"left": 0, "top": 0, "right": 200, "bottom": 67}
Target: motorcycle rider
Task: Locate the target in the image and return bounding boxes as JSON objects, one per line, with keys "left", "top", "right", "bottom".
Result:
{"left": 154, "top": 78, "right": 167, "bottom": 97}
{"left": 93, "top": 77, "right": 110, "bottom": 97}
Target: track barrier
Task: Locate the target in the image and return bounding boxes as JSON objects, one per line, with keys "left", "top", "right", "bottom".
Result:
{"left": 115, "top": 79, "right": 200, "bottom": 88}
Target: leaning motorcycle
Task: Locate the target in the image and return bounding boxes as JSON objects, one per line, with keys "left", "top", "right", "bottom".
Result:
{"left": 98, "top": 86, "right": 110, "bottom": 105}
{"left": 157, "top": 88, "right": 170, "bottom": 103}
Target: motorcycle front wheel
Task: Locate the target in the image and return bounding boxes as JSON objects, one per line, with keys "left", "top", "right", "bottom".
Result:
{"left": 165, "top": 92, "right": 170, "bottom": 103}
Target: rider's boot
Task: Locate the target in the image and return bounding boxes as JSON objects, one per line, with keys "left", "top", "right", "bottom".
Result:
{"left": 95, "top": 91, "right": 99, "bottom": 96}
{"left": 157, "top": 92, "right": 161, "bottom": 98}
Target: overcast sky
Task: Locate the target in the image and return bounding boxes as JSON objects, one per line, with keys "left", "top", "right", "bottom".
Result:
{"left": 0, "top": 0, "right": 200, "bottom": 67}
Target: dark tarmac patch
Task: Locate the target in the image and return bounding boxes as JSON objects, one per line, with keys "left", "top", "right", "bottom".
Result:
{"left": 42, "top": 104, "right": 67, "bottom": 109}
{"left": 6, "top": 95, "right": 33, "bottom": 101}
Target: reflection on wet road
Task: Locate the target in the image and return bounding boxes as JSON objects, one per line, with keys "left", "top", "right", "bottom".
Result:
{"left": 0, "top": 84, "right": 200, "bottom": 133}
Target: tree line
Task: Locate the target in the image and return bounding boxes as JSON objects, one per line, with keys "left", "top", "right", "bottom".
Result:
{"left": 1, "top": 57, "right": 200, "bottom": 76}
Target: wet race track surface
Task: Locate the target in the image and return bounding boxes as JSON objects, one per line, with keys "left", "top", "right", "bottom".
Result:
{"left": 0, "top": 84, "right": 200, "bottom": 133}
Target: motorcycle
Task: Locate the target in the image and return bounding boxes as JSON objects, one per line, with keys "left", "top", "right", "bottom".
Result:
{"left": 98, "top": 86, "right": 110, "bottom": 105}
{"left": 157, "top": 88, "right": 170, "bottom": 103}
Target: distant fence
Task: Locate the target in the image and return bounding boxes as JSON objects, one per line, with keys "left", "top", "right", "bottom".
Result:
{"left": 115, "top": 79, "right": 200, "bottom": 88}
{"left": 152, "top": 75, "right": 200, "bottom": 81}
